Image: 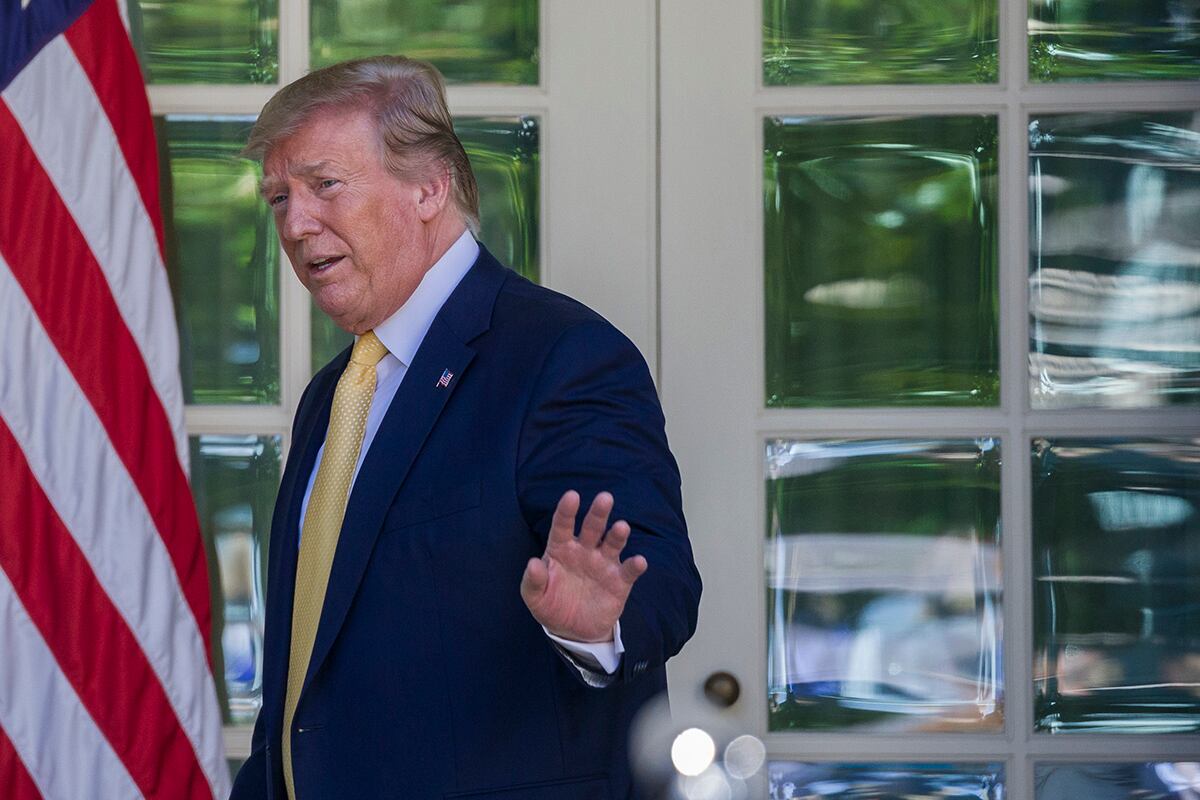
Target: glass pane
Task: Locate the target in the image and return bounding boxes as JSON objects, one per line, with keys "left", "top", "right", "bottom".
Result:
{"left": 1029, "top": 0, "right": 1200, "bottom": 82}
{"left": 311, "top": 116, "right": 539, "bottom": 372}
{"left": 765, "top": 116, "right": 999, "bottom": 407}
{"left": 1029, "top": 112, "right": 1200, "bottom": 409}
{"left": 764, "top": 0, "right": 998, "bottom": 85}
{"left": 769, "top": 762, "right": 1005, "bottom": 798}
{"left": 129, "top": 0, "right": 277, "bottom": 84}
{"left": 766, "top": 439, "right": 1003, "bottom": 733}
{"left": 1037, "top": 762, "right": 1200, "bottom": 798}
{"left": 190, "top": 435, "right": 281, "bottom": 725}
{"left": 310, "top": 0, "right": 538, "bottom": 84}
{"left": 161, "top": 116, "right": 280, "bottom": 405}
{"left": 1033, "top": 438, "right": 1200, "bottom": 734}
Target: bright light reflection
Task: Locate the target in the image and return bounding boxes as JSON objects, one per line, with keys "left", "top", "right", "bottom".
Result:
{"left": 672, "top": 728, "right": 716, "bottom": 777}
{"left": 724, "top": 734, "right": 766, "bottom": 779}
{"left": 682, "top": 766, "right": 734, "bottom": 800}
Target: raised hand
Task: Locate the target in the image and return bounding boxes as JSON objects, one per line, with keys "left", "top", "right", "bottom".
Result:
{"left": 520, "top": 490, "right": 648, "bottom": 643}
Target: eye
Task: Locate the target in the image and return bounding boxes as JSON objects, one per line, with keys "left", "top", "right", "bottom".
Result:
{"left": 318, "top": 178, "right": 340, "bottom": 191}
{"left": 267, "top": 193, "right": 287, "bottom": 207}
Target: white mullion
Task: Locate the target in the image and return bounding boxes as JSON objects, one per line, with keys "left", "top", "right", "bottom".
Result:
{"left": 1026, "top": 409, "right": 1200, "bottom": 436}
{"left": 1021, "top": 83, "right": 1200, "bottom": 109}
{"left": 275, "top": 0, "right": 311, "bottom": 455}
{"left": 277, "top": 0, "right": 309, "bottom": 84}
{"left": 999, "top": 0, "right": 1033, "bottom": 780}
{"left": 756, "top": 85, "right": 1007, "bottom": 111}
{"left": 446, "top": 86, "right": 548, "bottom": 114}
{"left": 756, "top": 408, "right": 1009, "bottom": 435}
{"left": 1028, "top": 736, "right": 1200, "bottom": 760}
{"left": 764, "top": 734, "right": 1009, "bottom": 760}
{"left": 184, "top": 406, "right": 291, "bottom": 436}
{"left": 223, "top": 725, "right": 253, "bottom": 760}
{"left": 149, "top": 85, "right": 277, "bottom": 116}
{"left": 999, "top": 42, "right": 1034, "bottom": 788}
{"left": 754, "top": 84, "right": 1199, "bottom": 114}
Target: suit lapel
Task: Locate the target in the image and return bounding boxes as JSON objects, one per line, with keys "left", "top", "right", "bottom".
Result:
{"left": 300, "top": 246, "right": 509, "bottom": 696}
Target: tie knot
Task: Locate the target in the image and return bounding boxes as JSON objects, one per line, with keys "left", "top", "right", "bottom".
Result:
{"left": 349, "top": 330, "right": 388, "bottom": 366}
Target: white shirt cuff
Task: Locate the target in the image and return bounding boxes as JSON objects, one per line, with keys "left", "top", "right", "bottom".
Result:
{"left": 542, "top": 621, "right": 624, "bottom": 675}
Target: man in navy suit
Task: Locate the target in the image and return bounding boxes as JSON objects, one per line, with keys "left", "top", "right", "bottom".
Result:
{"left": 229, "top": 55, "right": 701, "bottom": 800}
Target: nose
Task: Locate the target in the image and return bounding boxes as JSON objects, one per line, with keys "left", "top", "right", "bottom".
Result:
{"left": 280, "top": 193, "right": 322, "bottom": 241}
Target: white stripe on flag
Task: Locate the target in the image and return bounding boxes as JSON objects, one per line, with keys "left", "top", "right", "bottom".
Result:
{"left": 0, "top": 258, "right": 228, "bottom": 800}
{"left": 2, "top": 36, "right": 188, "bottom": 472}
{"left": 0, "top": 566, "right": 145, "bottom": 800}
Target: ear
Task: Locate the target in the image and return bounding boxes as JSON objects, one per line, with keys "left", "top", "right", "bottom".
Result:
{"left": 414, "top": 165, "right": 452, "bottom": 222}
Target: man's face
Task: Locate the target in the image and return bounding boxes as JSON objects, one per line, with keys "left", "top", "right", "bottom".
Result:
{"left": 261, "top": 107, "right": 434, "bottom": 334}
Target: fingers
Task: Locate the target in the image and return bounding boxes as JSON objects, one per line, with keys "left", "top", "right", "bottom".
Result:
{"left": 578, "top": 492, "right": 614, "bottom": 548}
{"left": 548, "top": 490, "right": 581, "bottom": 548}
{"left": 601, "top": 519, "right": 631, "bottom": 557}
{"left": 520, "top": 556, "right": 549, "bottom": 606}
{"left": 619, "top": 554, "right": 648, "bottom": 584}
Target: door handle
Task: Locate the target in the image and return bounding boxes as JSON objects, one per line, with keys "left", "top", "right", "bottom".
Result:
{"left": 703, "top": 671, "right": 741, "bottom": 708}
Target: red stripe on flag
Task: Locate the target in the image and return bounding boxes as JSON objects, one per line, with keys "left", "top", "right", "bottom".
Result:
{"left": 0, "top": 725, "right": 42, "bottom": 800}
{"left": 63, "top": 0, "right": 166, "bottom": 255}
{"left": 0, "top": 422, "right": 212, "bottom": 800}
{"left": 0, "top": 103, "right": 212, "bottom": 662}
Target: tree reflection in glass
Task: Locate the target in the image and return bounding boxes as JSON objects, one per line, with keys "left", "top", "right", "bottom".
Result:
{"left": 310, "top": 0, "right": 538, "bottom": 84}
{"left": 159, "top": 116, "right": 280, "bottom": 405}
{"left": 1029, "top": 0, "right": 1200, "bottom": 82}
{"left": 1033, "top": 438, "right": 1200, "bottom": 734}
{"left": 1029, "top": 112, "right": 1200, "bottom": 409}
{"left": 766, "top": 439, "right": 1003, "bottom": 733}
{"left": 129, "top": 0, "right": 278, "bottom": 84}
{"left": 764, "top": 0, "right": 998, "bottom": 85}
{"left": 765, "top": 115, "right": 999, "bottom": 407}
{"left": 310, "top": 117, "right": 539, "bottom": 372}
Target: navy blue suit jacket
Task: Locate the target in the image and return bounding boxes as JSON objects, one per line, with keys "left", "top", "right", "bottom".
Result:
{"left": 230, "top": 247, "right": 701, "bottom": 799}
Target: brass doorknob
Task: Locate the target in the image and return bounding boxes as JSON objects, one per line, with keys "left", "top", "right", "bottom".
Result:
{"left": 703, "top": 671, "right": 741, "bottom": 708}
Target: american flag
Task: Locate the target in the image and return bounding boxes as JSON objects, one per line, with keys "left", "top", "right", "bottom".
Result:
{"left": 0, "top": 1, "right": 230, "bottom": 798}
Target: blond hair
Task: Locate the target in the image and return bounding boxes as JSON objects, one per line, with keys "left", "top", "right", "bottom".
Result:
{"left": 246, "top": 56, "right": 480, "bottom": 232}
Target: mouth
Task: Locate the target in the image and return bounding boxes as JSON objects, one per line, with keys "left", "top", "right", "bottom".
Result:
{"left": 308, "top": 256, "right": 344, "bottom": 273}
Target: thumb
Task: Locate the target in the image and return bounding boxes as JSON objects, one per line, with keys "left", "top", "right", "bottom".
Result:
{"left": 520, "top": 557, "right": 549, "bottom": 606}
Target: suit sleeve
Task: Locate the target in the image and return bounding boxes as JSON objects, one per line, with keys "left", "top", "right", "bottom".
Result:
{"left": 516, "top": 320, "right": 702, "bottom": 686}
{"left": 228, "top": 708, "right": 268, "bottom": 799}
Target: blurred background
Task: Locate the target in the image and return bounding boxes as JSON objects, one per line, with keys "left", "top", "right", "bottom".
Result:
{"left": 127, "top": 0, "right": 1198, "bottom": 796}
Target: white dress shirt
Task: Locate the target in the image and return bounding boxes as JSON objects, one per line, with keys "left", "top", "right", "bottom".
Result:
{"left": 299, "top": 230, "right": 623, "bottom": 676}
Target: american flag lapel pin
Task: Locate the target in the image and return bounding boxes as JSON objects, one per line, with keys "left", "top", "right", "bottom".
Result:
{"left": 436, "top": 369, "right": 454, "bottom": 389}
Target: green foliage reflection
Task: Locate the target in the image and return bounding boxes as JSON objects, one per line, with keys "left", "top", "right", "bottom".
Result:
{"left": 160, "top": 117, "right": 280, "bottom": 405}
{"left": 310, "top": 0, "right": 538, "bottom": 84}
{"left": 130, "top": 0, "right": 278, "bottom": 84}
{"left": 765, "top": 115, "right": 999, "bottom": 408}
{"left": 1029, "top": 0, "right": 1200, "bottom": 82}
{"left": 763, "top": 0, "right": 997, "bottom": 85}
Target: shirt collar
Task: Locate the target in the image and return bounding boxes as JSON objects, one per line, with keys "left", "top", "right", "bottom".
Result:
{"left": 370, "top": 230, "right": 479, "bottom": 366}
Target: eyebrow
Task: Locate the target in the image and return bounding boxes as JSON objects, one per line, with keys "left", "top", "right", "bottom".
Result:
{"left": 258, "top": 161, "right": 339, "bottom": 196}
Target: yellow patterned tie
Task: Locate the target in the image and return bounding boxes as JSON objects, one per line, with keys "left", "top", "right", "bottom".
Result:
{"left": 283, "top": 331, "right": 389, "bottom": 799}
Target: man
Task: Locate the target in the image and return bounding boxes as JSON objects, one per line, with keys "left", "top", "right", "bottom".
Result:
{"left": 230, "top": 56, "right": 701, "bottom": 800}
